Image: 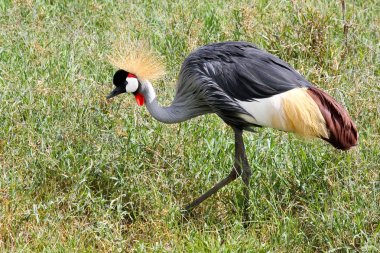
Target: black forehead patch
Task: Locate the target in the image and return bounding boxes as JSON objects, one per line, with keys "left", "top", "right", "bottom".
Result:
{"left": 113, "top": 69, "right": 128, "bottom": 86}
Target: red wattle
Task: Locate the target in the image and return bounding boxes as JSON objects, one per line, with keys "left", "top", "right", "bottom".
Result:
{"left": 135, "top": 93, "right": 144, "bottom": 106}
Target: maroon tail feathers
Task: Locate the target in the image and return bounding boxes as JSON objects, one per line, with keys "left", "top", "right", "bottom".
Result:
{"left": 307, "top": 87, "right": 358, "bottom": 150}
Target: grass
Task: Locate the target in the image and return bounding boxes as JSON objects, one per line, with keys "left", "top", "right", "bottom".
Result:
{"left": 0, "top": 0, "right": 379, "bottom": 252}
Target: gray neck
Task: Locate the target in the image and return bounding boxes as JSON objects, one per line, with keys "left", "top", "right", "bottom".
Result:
{"left": 139, "top": 80, "right": 193, "bottom": 124}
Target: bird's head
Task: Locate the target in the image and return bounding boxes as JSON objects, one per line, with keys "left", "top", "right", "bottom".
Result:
{"left": 106, "top": 69, "right": 145, "bottom": 106}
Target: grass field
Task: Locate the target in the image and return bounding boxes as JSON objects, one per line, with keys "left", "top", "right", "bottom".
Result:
{"left": 1, "top": 0, "right": 379, "bottom": 252}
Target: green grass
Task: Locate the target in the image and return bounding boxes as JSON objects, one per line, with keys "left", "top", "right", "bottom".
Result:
{"left": 0, "top": 0, "right": 379, "bottom": 252}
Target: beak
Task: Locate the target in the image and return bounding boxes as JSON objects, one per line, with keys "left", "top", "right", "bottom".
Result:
{"left": 106, "top": 86, "right": 125, "bottom": 99}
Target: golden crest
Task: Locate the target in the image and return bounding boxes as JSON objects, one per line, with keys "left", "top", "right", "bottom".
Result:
{"left": 108, "top": 40, "right": 165, "bottom": 81}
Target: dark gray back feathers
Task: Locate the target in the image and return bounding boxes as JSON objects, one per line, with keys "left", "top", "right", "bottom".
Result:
{"left": 172, "top": 41, "right": 313, "bottom": 128}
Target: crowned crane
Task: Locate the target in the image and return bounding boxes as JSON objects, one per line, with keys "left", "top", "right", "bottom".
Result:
{"left": 106, "top": 41, "right": 358, "bottom": 218}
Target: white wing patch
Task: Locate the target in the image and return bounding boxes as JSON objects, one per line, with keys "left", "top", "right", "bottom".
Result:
{"left": 236, "top": 87, "right": 328, "bottom": 138}
{"left": 237, "top": 91, "right": 287, "bottom": 131}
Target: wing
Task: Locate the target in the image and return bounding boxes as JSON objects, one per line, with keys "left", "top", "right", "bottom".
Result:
{"left": 192, "top": 42, "right": 312, "bottom": 101}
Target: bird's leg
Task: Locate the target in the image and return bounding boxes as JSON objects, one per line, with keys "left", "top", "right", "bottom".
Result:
{"left": 183, "top": 128, "right": 245, "bottom": 212}
{"left": 232, "top": 128, "right": 252, "bottom": 223}
{"left": 235, "top": 129, "right": 252, "bottom": 223}
{"left": 242, "top": 166, "right": 252, "bottom": 223}
{"left": 183, "top": 166, "right": 241, "bottom": 212}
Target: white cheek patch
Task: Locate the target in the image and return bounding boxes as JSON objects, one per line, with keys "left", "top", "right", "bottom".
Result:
{"left": 125, "top": 77, "right": 139, "bottom": 93}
